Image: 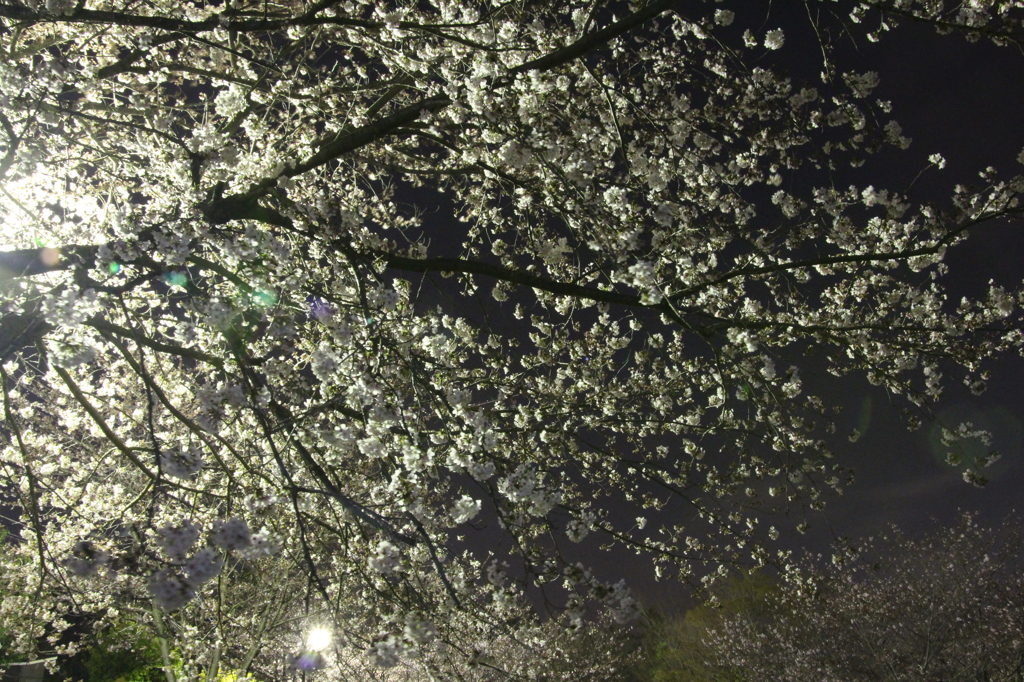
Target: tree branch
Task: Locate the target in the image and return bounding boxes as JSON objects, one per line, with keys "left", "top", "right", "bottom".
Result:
{"left": 379, "top": 252, "right": 643, "bottom": 307}
{"left": 203, "top": 0, "right": 679, "bottom": 218}
{"left": 53, "top": 364, "right": 158, "bottom": 481}
{"left": 507, "top": 0, "right": 678, "bottom": 76}
{"left": 0, "top": 246, "right": 96, "bottom": 278}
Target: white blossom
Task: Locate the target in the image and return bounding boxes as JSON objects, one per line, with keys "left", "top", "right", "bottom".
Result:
{"left": 844, "top": 71, "right": 880, "bottom": 98}
{"left": 310, "top": 343, "right": 342, "bottom": 383}
{"left": 214, "top": 84, "right": 247, "bottom": 119}
{"left": 368, "top": 540, "right": 401, "bottom": 575}
{"left": 450, "top": 495, "right": 481, "bottom": 524}
{"left": 0, "top": 1, "right": 1022, "bottom": 676}
{"left": 160, "top": 445, "right": 204, "bottom": 479}
{"left": 212, "top": 517, "right": 253, "bottom": 552}
{"left": 764, "top": 29, "right": 785, "bottom": 50}
{"left": 566, "top": 510, "right": 597, "bottom": 543}
{"left": 368, "top": 634, "right": 403, "bottom": 667}
{"left": 403, "top": 613, "right": 437, "bottom": 646}
{"left": 184, "top": 547, "right": 224, "bottom": 586}
{"left": 156, "top": 521, "right": 201, "bottom": 560}
{"left": 148, "top": 570, "right": 196, "bottom": 611}
{"left": 41, "top": 288, "right": 98, "bottom": 328}
{"left": 64, "top": 541, "right": 108, "bottom": 577}
{"left": 241, "top": 528, "right": 282, "bottom": 558}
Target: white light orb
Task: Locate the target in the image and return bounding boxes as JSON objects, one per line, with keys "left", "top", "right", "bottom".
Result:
{"left": 306, "top": 628, "right": 331, "bottom": 651}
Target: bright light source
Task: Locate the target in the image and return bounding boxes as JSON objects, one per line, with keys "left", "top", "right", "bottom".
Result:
{"left": 306, "top": 628, "right": 331, "bottom": 651}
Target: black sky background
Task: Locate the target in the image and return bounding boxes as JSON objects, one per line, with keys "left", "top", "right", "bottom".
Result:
{"left": 777, "top": 6, "right": 1024, "bottom": 544}
{"left": 584, "top": 4, "right": 1024, "bottom": 612}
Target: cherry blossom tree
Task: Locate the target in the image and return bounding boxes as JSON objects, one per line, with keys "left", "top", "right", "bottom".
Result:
{"left": 0, "top": 0, "right": 1023, "bottom": 678}
{"left": 630, "top": 572, "right": 780, "bottom": 682}
{"left": 701, "top": 515, "right": 1024, "bottom": 681}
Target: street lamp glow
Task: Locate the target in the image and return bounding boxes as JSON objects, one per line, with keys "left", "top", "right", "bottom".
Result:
{"left": 306, "top": 628, "right": 331, "bottom": 651}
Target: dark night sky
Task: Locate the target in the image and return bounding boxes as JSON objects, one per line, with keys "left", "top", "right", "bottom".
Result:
{"left": 597, "top": 6, "right": 1024, "bottom": 610}
{"left": 797, "top": 14, "right": 1024, "bottom": 540}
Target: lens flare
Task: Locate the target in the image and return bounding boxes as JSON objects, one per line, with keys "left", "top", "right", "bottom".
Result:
{"left": 162, "top": 271, "right": 188, "bottom": 288}
{"left": 306, "top": 628, "right": 331, "bottom": 651}
{"left": 251, "top": 288, "right": 277, "bottom": 307}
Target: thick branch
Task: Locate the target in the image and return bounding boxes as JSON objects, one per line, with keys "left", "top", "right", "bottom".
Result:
{"left": 0, "top": 4, "right": 501, "bottom": 35}
{"left": 288, "top": 96, "right": 447, "bottom": 184}
{"left": 851, "top": 0, "right": 1024, "bottom": 42}
{"left": 86, "top": 317, "right": 225, "bottom": 369}
{"left": 380, "top": 252, "right": 643, "bottom": 307}
{"left": 0, "top": 313, "right": 51, "bottom": 363}
{"left": 53, "top": 364, "right": 157, "bottom": 481}
{"left": 508, "top": 0, "right": 678, "bottom": 76}
{"left": 204, "top": 0, "right": 679, "bottom": 218}
{"left": 94, "top": 32, "right": 186, "bottom": 79}
{"left": 669, "top": 206, "right": 1024, "bottom": 301}
{"left": 0, "top": 246, "right": 95, "bottom": 278}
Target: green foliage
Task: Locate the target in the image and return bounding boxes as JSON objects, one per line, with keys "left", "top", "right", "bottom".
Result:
{"left": 0, "top": 621, "right": 13, "bottom": 667}
{"left": 81, "top": 623, "right": 164, "bottom": 682}
{"left": 1, "top": 529, "right": 165, "bottom": 681}
{"left": 0, "top": 527, "right": 20, "bottom": 667}
{"left": 213, "top": 673, "right": 255, "bottom": 682}
{"left": 630, "top": 573, "right": 779, "bottom": 682}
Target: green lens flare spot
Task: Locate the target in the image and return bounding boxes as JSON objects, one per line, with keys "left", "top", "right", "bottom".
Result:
{"left": 163, "top": 271, "right": 188, "bottom": 288}
{"left": 251, "top": 289, "right": 277, "bottom": 307}
{"left": 108, "top": 261, "right": 121, "bottom": 274}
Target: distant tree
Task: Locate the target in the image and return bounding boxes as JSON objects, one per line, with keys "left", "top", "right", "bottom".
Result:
{"left": 704, "top": 515, "right": 1024, "bottom": 681}
{"left": 0, "top": 0, "right": 1023, "bottom": 678}
{"left": 630, "top": 573, "right": 779, "bottom": 682}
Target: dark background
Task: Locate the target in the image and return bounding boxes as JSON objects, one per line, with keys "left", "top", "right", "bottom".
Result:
{"left": 764, "top": 3, "right": 1024, "bottom": 545}
{"left": 616, "top": 4, "right": 1024, "bottom": 610}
